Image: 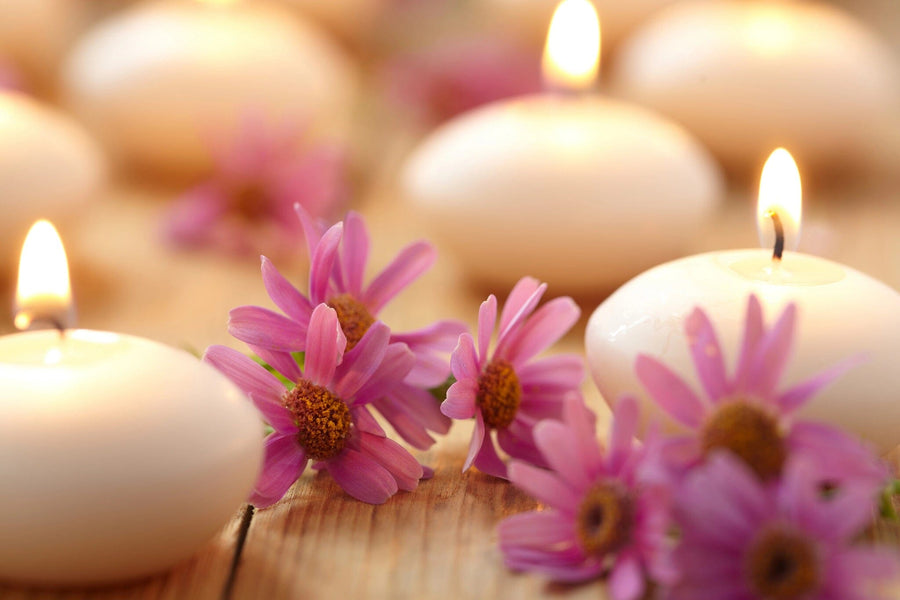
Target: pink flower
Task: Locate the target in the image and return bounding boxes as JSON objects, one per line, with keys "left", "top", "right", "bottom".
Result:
{"left": 635, "top": 294, "right": 886, "bottom": 488}
{"left": 0, "top": 60, "right": 24, "bottom": 92}
{"left": 384, "top": 35, "right": 541, "bottom": 123}
{"left": 499, "top": 396, "right": 673, "bottom": 599}
{"left": 441, "top": 277, "right": 583, "bottom": 478}
{"left": 670, "top": 453, "right": 897, "bottom": 600}
{"left": 204, "top": 304, "right": 423, "bottom": 506}
{"left": 227, "top": 207, "right": 466, "bottom": 449}
{"left": 162, "top": 115, "right": 347, "bottom": 258}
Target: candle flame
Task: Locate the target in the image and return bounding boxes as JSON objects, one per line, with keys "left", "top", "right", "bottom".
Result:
{"left": 757, "top": 148, "right": 802, "bottom": 254}
{"left": 542, "top": 0, "right": 601, "bottom": 92}
{"left": 15, "top": 220, "right": 74, "bottom": 331}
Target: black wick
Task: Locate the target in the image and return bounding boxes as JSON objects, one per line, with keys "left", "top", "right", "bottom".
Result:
{"left": 767, "top": 210, "right": 785, "bottom": 262}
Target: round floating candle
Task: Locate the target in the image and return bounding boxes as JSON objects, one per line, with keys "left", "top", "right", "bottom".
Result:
{"left": 62, "top": 0, "right": 357, "bottom": 178}
{"left": 280, "top": 0, "right": 386, "bottom": 43}
{"left": 611, "top": 0, "right": 899, "bottom": 172}
{"left": 403, "top": 0, "right": 722, "bottom": 293}
{"left": 0, "top": 221, "right": 263, "bottom": 586}
{"left": 0, "top": 92, "right": 105, "bottom": 268}
{"left": 585, "top": 150, "right": 900, "bottom": 452}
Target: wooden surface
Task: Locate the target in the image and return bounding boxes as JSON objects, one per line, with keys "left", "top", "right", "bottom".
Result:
{"left": 2, "top": 0, "right": 900, "bottom": 598}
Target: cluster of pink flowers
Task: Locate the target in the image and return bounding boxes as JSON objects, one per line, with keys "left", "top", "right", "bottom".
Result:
{"left": 206, "top": 209, "right": 897, "bottom": 597}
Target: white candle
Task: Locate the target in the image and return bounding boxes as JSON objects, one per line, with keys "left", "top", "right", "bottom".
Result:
{"left": 0, "top": 92, "right": 105, "bottom": 269}
{"left": 280, "top": 0, "right": 386, "bottom": 43}
{"left": 402, "top": 0, "right": 722, "bottom": 293}
{"left": 0, "top": 222, "right": 263, "bottom": 585}
{"left": 62, "top": 0, "right": 357, "bottom": 178}
{"left": 585, "top": 150, "right": 900, "bottom": 452}
{"left": 611, "top": 0, "right": 899, "bottom": 172}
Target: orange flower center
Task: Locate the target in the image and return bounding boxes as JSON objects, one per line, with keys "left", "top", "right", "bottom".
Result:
{"left": 476, "top": 359, "right": 521, "bottom": 429}
{"left": 327, "top": 293, "right": 375, "bottom": 351}
{"left": 283, "top": 380, "right": 351, "bottom": 460}
{"left": 701, "top": 400, "right": 787, "bottom": 481}
{"left": 745, "top": 527, "right": 819, "bottom": 599}
{"left": 576, "top": 483, "right": 635, "bottom": 556}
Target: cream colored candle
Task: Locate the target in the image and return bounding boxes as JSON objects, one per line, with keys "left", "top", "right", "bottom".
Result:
{"left": 611, "top": 0, "right": 899, "bottom": 171}
{"left": 63, "top": 0, "right": 357, "bottom": 178}
{"left": 280, "top": 0, "right": 386, "bottom": 43}
{"left": 0, "top": 222, "right": 263, "bottom": 585}
{"left": 403, "top": 0, "right": 722, "bottom": 292}
{"left": 585, "top": 150, "right": 900, "bottom": 452}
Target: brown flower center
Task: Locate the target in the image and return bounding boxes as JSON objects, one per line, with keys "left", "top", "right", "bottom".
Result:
{"left": 231, "top": 181, "right": 270, "bottom": 221}
{"left": 327, "top": 293, "right": 375, "bottom": 351}
{"left": 701, "top": 400, "right": 787, "bottom": 481}
{"left": 283, "top": 380, "right": 351, "bottom": 460}
{"left": 476, "top": 359, "right": 521, "bottom": 429}
{"left": 576, "top": 483, "right": 635, "bottom": 556}
{"left": 745, "top": 527, "right": 819, "bottom": 599}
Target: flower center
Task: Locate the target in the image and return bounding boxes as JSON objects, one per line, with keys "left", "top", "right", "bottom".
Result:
{"left": 576, "top": 483, "right": 635, "bottom": 556}
{"left": 700, "top": 400, "right": 787, "bottom": 481}
{"left": 745, "top": 527, "right": 819, "bottom": 599}
{"left": 476, "top": 359, "right": 521, "bottom": 429}
{"left": 282, "top": 379, "right": 351, "bottom": 460}
{"left": 231, "top": 181, "right": 270, "bottom": 221}
{"left": 327, "top": 294, "right": 375, "bottom": 351}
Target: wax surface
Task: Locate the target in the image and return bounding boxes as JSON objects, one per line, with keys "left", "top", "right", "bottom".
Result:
{"left": 612, "top": 0, "right": 899, "bottom": 171}
{"left": 403, "top": 94, "right": 722, "bottom": 292}
{"left": 62, "top": 0, "right": 357, "bottom": 177}
{"left": 585, "top": 249, "right": 900, "bottom": 452}
{"left": 0, "top": 330, "right": 263, "bottom": 585}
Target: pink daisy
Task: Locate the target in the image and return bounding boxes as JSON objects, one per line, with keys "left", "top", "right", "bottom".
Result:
{"left": 204, "top": 304, "right": 423, "bottom": 506}
{"left": 162, "top": 114, "right": 346, "bottom": 258}
{"left": 384, "top": 35, "right": 541, "bottom": 124}
{"left": 227, "top": 207, "right": 466, "bottom": 449}
{"left": 441, "top": 276, "right": 583, "bottom": 478}
{"left": 670, "top": 452, "right": 897, "bottom": 600}
{"left": 635, "top": 294, "right": 886, "bottom": 488}
{"left": 499, "top": 395, "right": 673, "bottom": 599}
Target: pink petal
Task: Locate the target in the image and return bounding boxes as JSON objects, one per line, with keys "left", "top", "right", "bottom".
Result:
{"left": 261, "top": 256, "right": 313, "bottom": 323}
{"left": 442, "top": 379, "right": 477, "bottom": 419}
{"left": 248, "top": 392, "right": 296, "bottom": 434}
{"left": 777, "top": 354, "right": 866, "bottom": 413}
{"left": 353, "top": 343, "right": 417, "bottom": 405}
{"left": 635, "top": 355, "right": 706, "bottom": 429}
{"left": 733, "top": 294, "right": 765, "bottom": 390}
{"left": 507, "top": 461, "right": 580, "bottom": 513}
{"left": 308, "top": 222, "right": 343, "bottom": 305}
{"left": 391, "top": 319, "right": 468, "bottom": 352}
{"left": 362, "top": 241, "right": 436, "bottom": 314}
{"left": 477, "top": 295, "right": 497, "bottom": 364}
{"left": 293, "top": 201, "right": 326, "bottom": 257}
{"left": 462, "top": 412, "right": 487, "bottom": 472}
{"left": 404, "top": 351, "right": 453, "bottom": 389}
{"left": 533, "top": 419, "right": 592, "bottom": 490}
{"left": 338, "top": 211, "right": 370, "bottom": 297}
{"left": 498, "top": 424, "right": 548, "bottom": 470}
{"left": 608, "top": 395, "right": 639, "bottom": 476}
{"left": 371, "top": 396, "right": 438, "bottom": 449}
{"left": 326, "top": 448, "right": 399, "bottom": 504}
{"left": 747, "top": 302, "right": 797, "bottom": 398}
{"left": 498, "top": 510, "right": 574, "bottom": 548}
{"left": 498, "top": 276, "right": 543, "bottom": 335}
{"left": 685, "top": 308, "right": 729, "bottom": 401}
{"left": 787, "top": 421, "right": 887, "bottom": 493}
{"left": 383, "top": 383, "right": 451, "bottom": 434}
{"left": 333, "top": 322, "right": 392, "bottom": 399}
{"left": 162, "top": 185, "right": 228, "bottom": 245}
{"left": 609, "top": 554, "right": 645, "bottom": 600}
{"left": 304, "top": 304, "right": 346, "bottom": 386}
{"left": 203, "top": 344, "right": 284, "bottom": 401}
{"left": 450, "top": 333, "right": 480, "bottom": 382}
{"left": 501, "top": 546, "right": 603, "bottom": 582}
{"left": 473, "top": 433, "right": 509, "bottom": 479}
{"left": 353, "top": 405, "right": 387, "bottom": 437}
{"left": 249, "top": 433, "right": 307, "bottom": 508}
{"left": 561, "top": 393, "right": 604, "bottom": 477}
{"left": 357, "top": 431, "right": 423, "bottom": 491}
{"left": 228, "top": 306, "right": 308, "bottom": 351}
{"left": 518, "top": 354, "right": 585, "bottom": 393}
{"left": 248, "top": 345, "right": 301, "bottom": 383}
{"left": 498, "top": 296, "right": 580, "bottom": 365}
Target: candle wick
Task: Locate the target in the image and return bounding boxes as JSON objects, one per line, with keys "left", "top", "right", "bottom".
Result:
{"left": 767, "top": 210, "right": 785, "bottom": 262}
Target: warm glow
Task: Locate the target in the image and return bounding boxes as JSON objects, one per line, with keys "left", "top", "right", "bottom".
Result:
{"left": 197, "top": 0, "right": 240, "bottom": 5}
{"left": 757, "top": 148, "right": 802, "bottom": 253}
{"left": 15, "top": 220, "right": 73, "bottom": 330}
{"left": 745, "top": 8, "right": 795, "bottom": 58}
{"left": 542, "top": 0, "right": 601, "bottom": 92}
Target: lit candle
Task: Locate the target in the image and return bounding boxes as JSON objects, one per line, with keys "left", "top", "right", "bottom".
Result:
{"left": 402, "top": 0, "right": 722, "bottom": 293}
{"left": 611, "top": 0, "right": 899, "bottom": 172}
{"left": 62, "top": 0, "right": 357, "bottom": 179}
{"left": 0, "top": 92, "right": 105, "bottom": 269}
{"left": 585, "top": 149, "right": 900, "bottom": 452}
{"left": 0, "top": 221, "right": 263, "bottom": 585}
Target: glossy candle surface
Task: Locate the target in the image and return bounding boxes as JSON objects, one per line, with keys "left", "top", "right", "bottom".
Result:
{"left": 0, "top": 329, "right": 263, "bottom": 585}
{"left": 585, "top": 249, "right": 900, "bottom": 452}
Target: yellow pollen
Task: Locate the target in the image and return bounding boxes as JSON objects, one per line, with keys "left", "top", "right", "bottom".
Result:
{"left": 576, "top": 483, "right": 635, "bottom": 556}
{"left": 476, "top": 359, "right": 521, "bottom": 429}
{"left": 745, "top": 527, "right": 819, "bottom": 599}
{"left": 701, "top": 400, "right": 787, "bottom": 481}
{"left": 283, "top": 380, "right": 351, "bottom": 460}
{"left": 328, "top": 293, "right": 375, "bottom": 351}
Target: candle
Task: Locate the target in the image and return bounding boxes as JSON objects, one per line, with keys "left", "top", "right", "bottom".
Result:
{"left": 0, "top": 221, "right": 263, "bottom": 585}
{"left": 611, "top": 0, "right": 899, "bottom": 172}
{"left": 62, "top": 0, "right": 357, "bottom": 179}
{"left": 585, "top": 150, "right": 900, "bottom": 452}
{"left": 0, "top": 92, "right": 105, "bottom": 270}
{"left": 402, "top": 0, "right": 722, "bottom": 293}
{"left": 280, "top": 0, "right": 386, "bottom": 44}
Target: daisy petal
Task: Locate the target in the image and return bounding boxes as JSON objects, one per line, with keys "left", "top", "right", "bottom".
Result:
{"left": 518, "top": 354, "right": 585, "bottom": 393}
{"left": 353, "top": 343, "right": 416, "bottom": 404}
{"left": 497, "top": 280, "right": 547, "bottom": 342}
{"left": 442, "top": 379, "right": 478, "bottom": 419}
{"left": 609, "top": 554, "right": 645, "bottom": 600}
{"left": 260, "top": 256, "right": 313, "bottom": 324}
{"left": 248, "top": 345, "right": 301, "bottom": 383}
{"left": 248, "top": 392, "right": 296, "bottom": 434}
{"left": 608, "top": 395, "right": 639, "bottom": 475}
{"left": 463, "top": 412, "right": 487, "bottom": 472}
{"left": 748, "top": 302, "right": 797, "bottom": 398}
{"left": 203, "top": 344, "right": 285, "bottom": 400}
{"left": 339, "top": 211, "right": 370, "bottom": 297}
{"left": 371, "top": 396, "right": 437, "bottom": 449}
{"left": 498, "top": 510, "right": 573, "bottom": 548}
{"left": 309, "top": 223, "right": 343, "bottom": 305}
{"left": 499, "top": 297, "right": 580, "bottom": 364}
{"left": 334, "top": 322, "right": 392, "bottom": 399}
{"left": 362, "top": 241, "right": 436, "bottom": 314}
{"left": 249, "top": 433, "right": 307, "bottom": 508}
{"left": 228, "top": 306, "right": 308, "bottom": 351}
{"left": 507, "top": 461, "right": 580, "bottom": 513}
{"left": 635, "top": 355, "right": 705, "bottom": 428}
{"left": 498, "top": 276, "right": 542, "bottom": 335}
{"left": 733, "top": 294, "right": 765, "bottom": 390}
{"left": 304, "top": 305, "right": 346, "bottom": 386}
{"left": 534, "top": 419, "right": 591, "bottom": 490}
{"left": 391, "top": 319, "right": 468, "bottom": 352}
{"left": 357, "top": 431, "right": 423, "bottom": 491}
{"left": 326, "top": 448, "right": 399, "bottom": 504}
{"left": 450, "top": 333, "right": 480, "bottom": 382}
{"left": 777, "top": 354, "right": 866, "bottom": 413}
{"left": 293, "top": 202, "right": 325, "bottom": 257}
{"left": 477, "top": 295, "right": 497, "bottom": 364}
{"left": 685, "top": 307, "right": 729, "bottom": 400}
{"left": 473, "top": 433, "right": 508, "bottom": 479}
